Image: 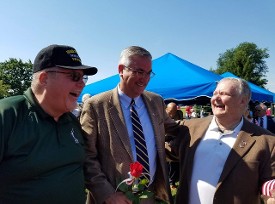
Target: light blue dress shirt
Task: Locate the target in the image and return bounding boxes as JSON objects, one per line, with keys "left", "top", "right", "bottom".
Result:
{"left": 118, "top": 87, "right": 157, "bottom": 184}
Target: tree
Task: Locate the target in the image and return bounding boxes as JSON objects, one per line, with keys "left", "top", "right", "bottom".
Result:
{"left": 0, "top": 80, "right": 10, "bottom": 98}
{"left": 213, "top": 42, "right": 269, "bottom": 88}
{"left": 0, "top": 58, "right": 32, "bottom": 98}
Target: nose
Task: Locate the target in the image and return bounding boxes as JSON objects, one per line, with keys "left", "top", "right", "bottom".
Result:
{"left": 211, "top": 94, "right": 221, "bottom": 102}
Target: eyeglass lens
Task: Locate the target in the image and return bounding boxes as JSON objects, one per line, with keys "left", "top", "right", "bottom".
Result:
{"left": 125, "top": 66, "right": 155, "bottom": 78}
{"left": 47, "top": 71, "right": 87, "bottom": 83}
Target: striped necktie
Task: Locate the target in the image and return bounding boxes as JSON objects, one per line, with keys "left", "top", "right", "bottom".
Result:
{"left": 130, "top": 99, "right": 150, "bottom": 183}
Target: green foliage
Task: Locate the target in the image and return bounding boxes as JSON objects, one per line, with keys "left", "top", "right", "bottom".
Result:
{"left": 213, "top": 42, "right": 269, "bottom": 88}
{"left": 117, "top": 179, "right": 155, "bottom": 204}
{"left": 0, "top": 58, "right": 32, "bottom": 98}
{"left": 0, "top": 80, "right": 10, "bottom": 98}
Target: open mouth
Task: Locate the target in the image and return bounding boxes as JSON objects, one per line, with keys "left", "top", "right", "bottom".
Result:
{"left": 70, "top": 92, "right": 80, "bottom": 98}
{"left": 215, "top": 104, "right": 225, "bottom": 109}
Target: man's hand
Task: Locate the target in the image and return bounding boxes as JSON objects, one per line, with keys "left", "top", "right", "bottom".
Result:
{"left": 267, "top": 197, "right": 275, "bottom": 204}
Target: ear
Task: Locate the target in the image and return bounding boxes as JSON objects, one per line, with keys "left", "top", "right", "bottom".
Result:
{"left": 118, "top": 65, "right": 124, "bottom": 77}
{"left": 38, "top": 72, "right": 49, "bottom": 86}
{"left": 240, "top": 96, "right": 248, "bottom": 107}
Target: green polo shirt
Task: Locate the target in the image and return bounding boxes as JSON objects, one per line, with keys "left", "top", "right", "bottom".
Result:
{"left": 0, "top": 88, "right": 86, "bottom": 204}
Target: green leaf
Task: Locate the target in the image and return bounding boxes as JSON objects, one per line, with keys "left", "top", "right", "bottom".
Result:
{"left": 118, "top": 182, "right": 130, "bottom": 192}
{"left": 130, "top": 194, "right": 140, "bottom": 204}
{"left": 136, "top": 183, "right": 146, "bottom": 191}
{"left": 125, "top": 191, "right": 135, "bottom": 200}
{"left": 139, "top": 191, "right": 154, "bottom": 199}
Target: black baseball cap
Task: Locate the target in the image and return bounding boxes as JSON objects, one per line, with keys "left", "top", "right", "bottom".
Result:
{"left": 33, "top": 44, "right": 98, "bottom": 75}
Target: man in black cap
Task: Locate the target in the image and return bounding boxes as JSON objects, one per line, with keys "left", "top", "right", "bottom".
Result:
{"left": 0, "top": 44, "right": 97, "bottom": 204}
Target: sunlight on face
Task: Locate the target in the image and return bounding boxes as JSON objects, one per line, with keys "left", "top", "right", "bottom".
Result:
{"left": 211, "top": 79, "right": 244, "bottom": 123}
{"left": 46, "top": 69, "right": 85, "bottom": 115}
{"left": 119, "top": 55, "right": 152, "bottom": 98}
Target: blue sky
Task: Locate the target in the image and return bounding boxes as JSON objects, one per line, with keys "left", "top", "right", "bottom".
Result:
{"left": 1, "top": 0, "right": 274, "bottom": 92}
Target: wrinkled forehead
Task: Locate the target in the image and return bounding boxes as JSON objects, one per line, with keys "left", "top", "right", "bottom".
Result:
{"left": 215, "top": 80, "right": 239, "bottom": 94}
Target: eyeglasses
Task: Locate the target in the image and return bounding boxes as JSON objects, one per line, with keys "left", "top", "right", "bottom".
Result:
{"left": 46, "top": 71, "right": 88, "bottom": 83}
{"left": 124, "top": 66, "right": 155, "bottom": 78}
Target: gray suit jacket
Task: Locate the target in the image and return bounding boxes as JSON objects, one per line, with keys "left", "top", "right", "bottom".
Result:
{"left": 172, "top": 116, "right": 275, "bottom": 204}
{"left": 81, "top": 88, "right": 179, "bottom": 204}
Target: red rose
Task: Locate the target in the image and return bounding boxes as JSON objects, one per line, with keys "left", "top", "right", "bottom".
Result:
{"left": 130, "top": 162, "right": 143, "bottom": 178}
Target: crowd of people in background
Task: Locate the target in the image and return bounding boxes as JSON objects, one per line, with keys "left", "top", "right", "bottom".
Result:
{"left": 0, "top": 44, "right": 274, "bottom": 204}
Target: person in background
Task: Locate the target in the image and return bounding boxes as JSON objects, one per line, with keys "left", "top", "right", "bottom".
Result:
{"left": 165, "top": 102, "right": 183, "bottom": 188}
{"left": 243, "top": 107, "right": 253, "bottom": 122}
{"left": 168, "top": 77, "right": 275, "bottom": 204}
{"left": 185, "top": 105, "right": 192, "bottom": 119}
{"left": 0, "top": 44, "right": 98, "bottom": 204}
{"left": 190, "top": 108, "right": 197, "bottom": 118}
{"left": 166, "top": 102, "right": 184, "bottom": 121}
{"left": 266, "top": 107, "right": 272, "bottom": 116}
{"left": 253, "top": 103, "right": 275, "bottom": 134}
{"left": 81, "top": 46, "right": 180, "bottom": 204}
{"left": 72, "top": 93, "right": 92, "bottom": 119}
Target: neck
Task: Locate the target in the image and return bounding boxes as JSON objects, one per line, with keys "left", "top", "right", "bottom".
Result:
{"left": 34, "top": 93, "right": 63, "bottom": 121}
{"left": 215, "top": 118, "right": 241, "bottom": 132}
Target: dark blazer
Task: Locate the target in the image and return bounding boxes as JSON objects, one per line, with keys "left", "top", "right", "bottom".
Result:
{"left": 81, "top": 88, "right": 179, "bottom": 204}
{"left": 253, "top": 116, "right": 275, "bottom": 134}
{"left": 266, "top": 116, "right": 275, "bottom": 134}
{"left": 171, "top": 116, "right": 275, "bottom": 204}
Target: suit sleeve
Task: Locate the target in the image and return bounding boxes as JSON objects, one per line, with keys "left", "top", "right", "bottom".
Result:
{"left": 80, "top": 99, "right": 115, "bottom": 204}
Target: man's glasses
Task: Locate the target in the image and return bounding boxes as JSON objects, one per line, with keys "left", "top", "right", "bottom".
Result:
{"left": 124, "top": 66, "right": 155, "bottom": 78}
{"left": 46, "top": 71, "right": 88, "bottom": 83}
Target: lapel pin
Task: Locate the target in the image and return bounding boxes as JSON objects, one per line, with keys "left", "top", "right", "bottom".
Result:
{"left": 239, "top": 140, "right": 247, "bottom": 148}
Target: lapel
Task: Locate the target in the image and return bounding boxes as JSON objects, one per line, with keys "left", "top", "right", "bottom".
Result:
{"left": 108, "top": 88, "right": 134, "bottom": 161}
{"left": 217, "top": 119, "right": 256, "bottom": 188}
{"left": 141, "top": 93, "right": 162, "bottom": 154}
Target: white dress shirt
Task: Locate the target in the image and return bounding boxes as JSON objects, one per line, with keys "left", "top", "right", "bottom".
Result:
{"left": 188, "top": 117, "right": 243, "bottom": 204}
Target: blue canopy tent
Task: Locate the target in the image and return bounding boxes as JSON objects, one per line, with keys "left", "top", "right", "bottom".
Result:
{"left": 79, "top": 53, "right": 223, "bottom": 104}
{"left": 221, "top": 72, "right": 275, "bottom": 103}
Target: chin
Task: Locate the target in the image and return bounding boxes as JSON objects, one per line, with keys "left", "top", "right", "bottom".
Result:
{"left": 66, "top": 101, "right": 78, "bottom": 112}
{"left": 214, "top": 111, "right": 224, "bottom": 117}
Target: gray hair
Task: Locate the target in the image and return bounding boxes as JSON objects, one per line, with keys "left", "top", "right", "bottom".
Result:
{"left": 119, "top": 46, "right": 152, "bottom": 66}
{"left": 218, "top": 77, "right": 251, "bottom": 102}
{"left": 257, "top": 102, "right": 267, "bottom": 111}
{"left": 31, "top": 68, "right": 55, "bottom": 93}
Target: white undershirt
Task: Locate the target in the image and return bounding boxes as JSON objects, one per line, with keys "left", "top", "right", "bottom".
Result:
{"left": 188, "top": 117, "right": 243, "bottom": 204}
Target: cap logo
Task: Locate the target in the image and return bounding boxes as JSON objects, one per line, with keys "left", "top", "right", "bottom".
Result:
{"left": 66, "top": 49, "right": 82, "bottom": 63}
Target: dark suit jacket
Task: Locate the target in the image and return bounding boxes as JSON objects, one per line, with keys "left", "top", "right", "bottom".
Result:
{"left": 253, "top": 116, "right": 275, "bottom": 134}
{"left": 81, "top": 88, "right": 179, "bottom": 204}
{"left": 171, "top": 116, "right": 275, "bottom": 204}
{"left": 267, "top": 116, "right": 275, "bottom": 134}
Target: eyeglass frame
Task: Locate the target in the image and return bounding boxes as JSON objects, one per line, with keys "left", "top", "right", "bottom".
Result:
{"left": 46, "top": 70, "right": 88, "bottom": 83}
{"left": 124, "top": 66, "right": 155, "bottom": 78}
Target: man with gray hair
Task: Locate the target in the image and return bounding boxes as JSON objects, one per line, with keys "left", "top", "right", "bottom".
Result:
{"left": 81, "top": 46, "right": 179, "bottom": 203}
{"left": 168, "top": 77, "right": 275, "bottom": 204}
{"left": 253, "top": 102, "right": 275, "bottom": 134}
